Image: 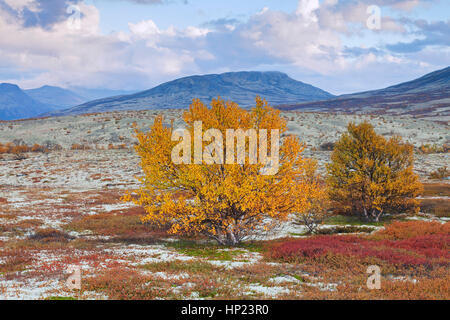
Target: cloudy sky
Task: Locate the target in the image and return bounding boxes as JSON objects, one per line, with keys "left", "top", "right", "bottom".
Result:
{"left": 0, "top": 0, "right": 448, "bottom": 94}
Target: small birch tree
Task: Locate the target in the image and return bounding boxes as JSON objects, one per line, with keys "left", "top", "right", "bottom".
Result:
{"left": 124, "top": 97, "right": 322, "bottom": 245}
{"left": 326, "top": 122, "right": 422, "bottom": 222}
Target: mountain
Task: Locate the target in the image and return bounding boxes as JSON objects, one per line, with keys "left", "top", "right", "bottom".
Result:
{"left": 25, "top": 85, "right": 86, "bottom": 108}
{"left": 0, "top": 84, "right": 134, "bottom": 120}
{"left": 279, "top": 67, "right": 450, "bottom": 118}
{"left": 0, "top": 83, "right": 53, "bottom": 120}
{"left": 46, "top": 71, "right": 335, "bottom": 116}
{"left": 68, "top": 87, "right": 137, "bottom": 101}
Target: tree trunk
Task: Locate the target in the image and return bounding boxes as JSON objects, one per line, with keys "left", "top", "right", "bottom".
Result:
{"left": 363, "top": 208, "right": 369, "bottom": 221}
{"left": 226, "top": 230, "right": 238, "bottom": 246}
{"left": 374, "top": 209, "right": 383, "bottom": 222}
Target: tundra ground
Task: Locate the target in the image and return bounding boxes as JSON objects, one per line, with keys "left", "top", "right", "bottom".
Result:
{"left": 0, "top": 111, "right": 448, "bottom": 300}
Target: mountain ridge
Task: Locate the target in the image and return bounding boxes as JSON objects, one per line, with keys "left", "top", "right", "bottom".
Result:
{"left": 45, "top": 71, "right": 335, "bottom": 117}
{"left": 0, "top": 84, "right": 136, "bottom": 120}
{"left": 25, "top": 85, "right": 86, "bottom": 108}
{"left": 0, "top": 83, "right": 52, "bottom": 120}
{"left": 278, "top": 66, "right": 450, "bottom": 118}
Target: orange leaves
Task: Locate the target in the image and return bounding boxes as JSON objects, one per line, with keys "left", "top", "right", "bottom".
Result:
{"left": 327, "top": 121, "right": 422, "bottom": 221}
{"left": 125, "top": 97, "right": 322, "bottom": 245}
{"left": 0, "top": 142, "right": 48, "bottom": 154}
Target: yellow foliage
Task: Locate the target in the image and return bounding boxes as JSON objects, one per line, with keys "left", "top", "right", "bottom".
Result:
{"left": 124, "top": 96, "right": 322, "bottom": 245}
{"left": 326, "top": 122, "right": 422, "bottom": 221}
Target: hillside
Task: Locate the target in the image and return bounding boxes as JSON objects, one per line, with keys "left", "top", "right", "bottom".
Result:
{"left": 0, "top": 83, "right": 52, "bottom": 120}
{"left": 279, "top": 67, "right": 450, "bottom": 119}
{"left": 46, "top": 71, "right": 334, "bottom": 116}
{"left": 25, "top": 86, "right": 86, "bottom": 108}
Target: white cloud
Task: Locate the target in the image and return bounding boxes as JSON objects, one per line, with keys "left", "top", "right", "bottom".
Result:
{"left": 3, "top": 0, "right": 36, "bottom": 11}
{"left": 296, "top": 0, "right": 320, "bottom": 24}
{"left": 0, "top": 0, "right": 446, "bottom": 94}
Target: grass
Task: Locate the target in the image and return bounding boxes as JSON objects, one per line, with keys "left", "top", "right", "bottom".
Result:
{"left": 324, "top": 214, "right": 401, "bottom": 227}
{"left": 292, "top": 274, "right": 307, "bottom": 283}
{"left": 0, "top": 219, "right": 44, "bottom": 237}
{"left": 419, "top": 183, "right": 450, "bottom": 218}
{"left": 420, "top": 198, "right": 450, "bottom": 217}
{"left": 28, "top": 228, "right": 74, "bottom": 242}
{"left": 166, "top": 240, "right": 248, "bottom": 260}
{"left": 315, "top": 225, "right": 377, "bottom": 235}
{"left": 139, "top": 260, "right": 223, "bottom": 274}
{"left": 83, "top": 267, "right": 173, "bottom": 300}
{"left": 0, "top": 249, "right": 33, "bottom": 273}
{"left": 291, "top": 225, "right": 377, "bottom": 236}
{"left": 422, "top": 183, "right": 450, "bottom": 197}
{"left": 64, "top": 212, "right": 150, "bottom": 236}
{"left": 45, "top": 296, "right": 77, "bottom": 300}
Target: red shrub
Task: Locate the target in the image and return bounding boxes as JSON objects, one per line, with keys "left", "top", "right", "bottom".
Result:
{"left": 267, "top": 233, "right": 449, "bottom": 267}
{"left": 374, "top": 221, "right": 450, "bottom": 240}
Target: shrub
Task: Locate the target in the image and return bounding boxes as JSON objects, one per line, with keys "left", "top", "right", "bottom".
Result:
{"left": 420, "top": 198, "right": 450, "bottom": 217}
{"left": 422, "top": 183, "right": 450, "bottom": 197}
{"left": 31, "top": 144, "right": 49, "bottom": 153}
{"left": 372, "top": 221, "right": 450, "bottom": 240}
{"left": 428, "top": 166, "right": 449, "bottom": 180}
{"left": 320, "top": 142, "right": 335, "bottom": 151}
{"left": 327, "top": 122, "right": 422, "bottom": 222}
{"left": 266, "top": 233, "right": 449, "bottom": 267}
{"left": 64, "top": 210, "right": 166, "bottom": 240}
{"left": 84, "top": 268, "right": 171, "bottom": 300}
{"left": 417, "top": 144, "right": 449, "bottom": 154}
{"left": 28, "top": 228, "right": 74, "bottom": 242}
{"left": 0, "top": 142, "right": 50, "bottom": 159}
{"left": 124, "top": 97, "right": 322, "bottom": 246}
{"left": 108, "top": 144, "right": 127, "bottom": 150}
{"left": 294, "top": 166, "right": 330, "bottom": 234}
{"left": 0, "top": 249, "right": 33, "bottom": 273}
{"left": 71, "top": 144, "right": 91, "bottom": 150}
{"left": 316, "top": 225, "right": 376, "bottom": 235}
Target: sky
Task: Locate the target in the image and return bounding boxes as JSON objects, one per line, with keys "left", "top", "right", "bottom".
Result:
{"left": 0, "top": 0, "right": 448, "bottom": 95}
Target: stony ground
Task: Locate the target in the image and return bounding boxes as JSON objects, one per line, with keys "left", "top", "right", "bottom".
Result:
{"left": 0, "top": 111, "right": 448, "bottom": 300}
{"left": 1, "top": 110, "right": 448, "bottom": 150}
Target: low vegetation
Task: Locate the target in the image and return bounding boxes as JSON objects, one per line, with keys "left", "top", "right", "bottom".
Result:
{"left": 125, "top": 97, "right": 325, "bottom": 245}
{"left": 264, "top": 221, "right": 449, "bottom": 299}
{"left": 417, "top": 143, "right": 449, "bottom": 155}
{"left": 327, "top": 122, "right": 422, "bottom": 222}
{"left": 429, "top": 166, "right": 449, "bottom": 180}
{"left": 0, "top": 99, "right": 447, "bottom": 300}
{"left": 0, "top": 142, "right": 51, "bottom": 160}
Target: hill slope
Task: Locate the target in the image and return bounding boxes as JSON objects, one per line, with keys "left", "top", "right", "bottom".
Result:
{"left": 279, "top": 67, "right": 450, "bottom": 118}
{"left": 0, "top": 83, "right": 53, "bottom": 120}
{"left": 47, "top": 71, "right": 334, "bottom": 116}
{"left": 25, "top": 86, "right": 86, "bottom": 108}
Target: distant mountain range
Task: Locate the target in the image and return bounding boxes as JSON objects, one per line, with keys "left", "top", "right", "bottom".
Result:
{"left": 1, "top": 68, "right": 449, "bottom": 120}
{"left": 0, "top": 85, "right": 135, "bottom": 120}
{"left": 45, "top": 71, "right": 335, "bottom": 117}
{"left": 25, "top": 86, "right": 86, "bottom": 109}
{"left": 278, "top": 66, "right": 450, "bottom": 118}
{"left": 0, "top": 83, "right": 52, "bottom": 120}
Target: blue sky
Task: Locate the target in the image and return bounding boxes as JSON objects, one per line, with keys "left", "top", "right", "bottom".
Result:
{"left": 91, "top": 0, "right": 299, "bottom": 32}
{"left": 92, "top": 0, "right": 448, "bottom": 33}
{"left": 0, "top": 0, "right": 448, "bottom": 95}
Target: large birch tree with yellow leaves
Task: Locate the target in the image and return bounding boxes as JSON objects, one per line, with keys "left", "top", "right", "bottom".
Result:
{"left": 124, "top": 97, "right": 324, "bottom": 245}
{"left": 327, "top": 122, "right": 422, "bottom": 222}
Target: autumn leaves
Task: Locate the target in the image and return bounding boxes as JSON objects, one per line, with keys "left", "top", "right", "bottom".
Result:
{"left": 125, "top": 96, "right": 422, "bottom": 245}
